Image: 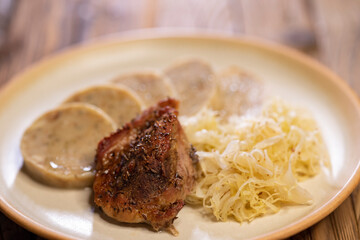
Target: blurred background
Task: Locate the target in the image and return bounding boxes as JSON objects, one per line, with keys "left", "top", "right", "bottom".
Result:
{"left": 0, "top": 0, "right": 359, "bottom": 91}
{"left": 0, "top": 0, "right": 359, "bottom": 239}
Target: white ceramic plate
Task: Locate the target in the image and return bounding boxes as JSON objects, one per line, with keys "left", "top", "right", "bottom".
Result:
{"left": 1, "top": 32, "right": 360, "bottom": 240}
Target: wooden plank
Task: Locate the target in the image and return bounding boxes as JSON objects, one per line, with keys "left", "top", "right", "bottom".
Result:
{"left": 153, "top": 0, "right": 234, "bottom": 32}
{"left": 0, "top": 0, "right": 14, "bottom": 44}
{"left": 306, "top": 0, "right": 360, "bottom": 93}
{"left": 0, "top": 214, "right": 3, "bottom": 240}
{"left": 352, "top": 184, "right": 360, "bottom": 236}
{"left": 310, "top": 216, "right": 337, "bottom": 240}
{"left": 228, "top": 0, "right": 316, "bottom": 52}
{"left": 78, "top": 0, "right": 149, "bottom": 38}
{"left": 289, "top": 228, "right": 312, "bottom": 240}
{"left": 0, "top": 0, "right": 72, "bottom": 87}
{"left": 0, "top": 0, "right": 19, "bottom": 84}
{"left": 0, "top": 0, "right": 148, "bottom": 87}
{"left": 310, "top": 198, "right": 359, "bottom": 240}
{"left": 332, "top": 198, "right": 359, "bottom": 239}
{"left": 0, "top": 212, "right": 38, "bottom": 240}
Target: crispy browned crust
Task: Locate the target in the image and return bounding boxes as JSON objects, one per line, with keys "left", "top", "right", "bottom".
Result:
{"left": 93, "top": 98, "right": 196, "bottom": 231}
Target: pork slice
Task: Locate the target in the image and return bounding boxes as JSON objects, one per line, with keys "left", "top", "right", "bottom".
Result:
{"left": 93, "top": 98, "right": 197, "bottom": 232}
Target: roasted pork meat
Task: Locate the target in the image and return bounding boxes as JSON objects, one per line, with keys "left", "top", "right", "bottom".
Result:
{"left": 93, "top": 98, "right": 197, "bottom": 232}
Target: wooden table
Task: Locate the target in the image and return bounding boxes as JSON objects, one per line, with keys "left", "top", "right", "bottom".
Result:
{"left": 0, "top": 0, "right": 359, "bottom": 239}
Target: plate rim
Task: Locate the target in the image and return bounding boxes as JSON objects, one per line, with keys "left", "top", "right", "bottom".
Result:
{"left": 1, "top": 29, "right": 360, "bottom": 240}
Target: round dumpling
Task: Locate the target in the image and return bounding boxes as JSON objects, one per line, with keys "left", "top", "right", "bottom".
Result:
{"left": 164, "top": 58, "right": 215, "bottom": 116}
{"left": 63, "top": 85, "right": 144, "bottom": 127}
{"left": 20, "top": 103, "right": 117, "bottom": 188}
{"left": 111, "top": 71, "right": 175, "bottom": 107}
{"left": 209, "top": 66, "right": 264, "bottom": 118}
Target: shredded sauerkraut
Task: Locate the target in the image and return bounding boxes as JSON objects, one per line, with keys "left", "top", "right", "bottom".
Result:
{"left": 180, "top": 98, "right": 330, "bottom": 223}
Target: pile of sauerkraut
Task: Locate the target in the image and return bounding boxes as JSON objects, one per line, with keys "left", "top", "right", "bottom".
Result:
{"left": 180, "top": 98, "right": 330, "bottom": 223}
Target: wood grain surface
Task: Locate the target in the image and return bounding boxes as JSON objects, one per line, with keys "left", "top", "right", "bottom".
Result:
{"left": 0, "top": 0, "right": 359, "bottom": 239}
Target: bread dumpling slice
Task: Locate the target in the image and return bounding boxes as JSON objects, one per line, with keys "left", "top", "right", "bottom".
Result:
{"left": 20, "top": 103, "right": 117, "bottom": 188}
{"left": 111, "top": 71, "right": 175, "bottom": 107}
{"left": 63, "top": 85, "right": 143, "bottom": 127}
{"left": 164, "top": 58, "right": 215, "bottom": 116}
{"left": 210, "top": 66, "right": 264, "bottom": 118}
